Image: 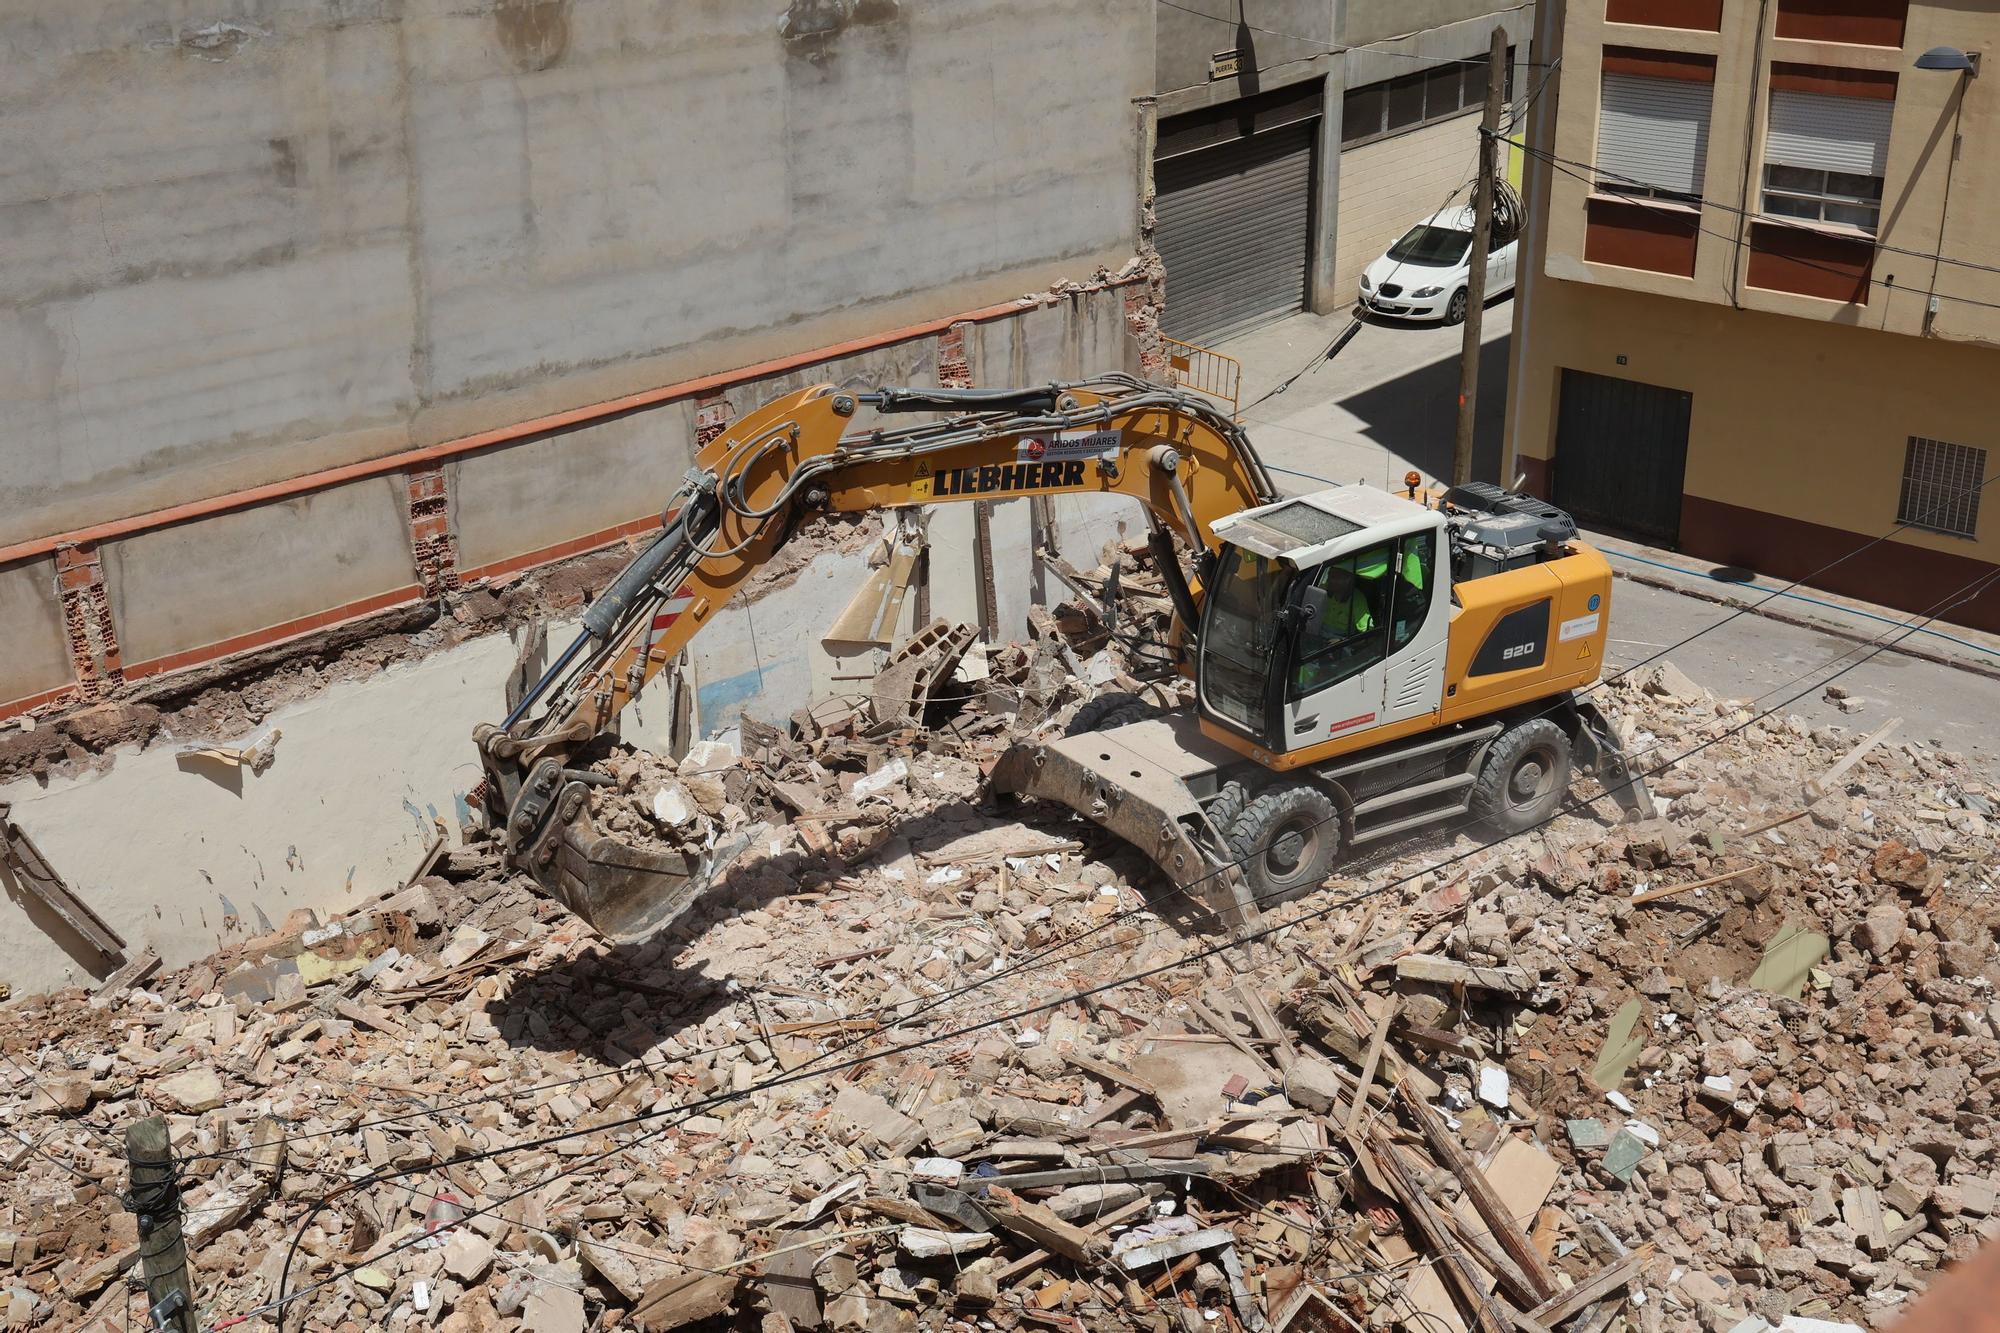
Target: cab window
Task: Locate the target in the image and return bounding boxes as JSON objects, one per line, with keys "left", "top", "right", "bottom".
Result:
{"left": 1387, "top": 532, "right": 1436, "bottom": 652}
{"left": 1292, "top": 541, "right": 1396, "bottom": 696}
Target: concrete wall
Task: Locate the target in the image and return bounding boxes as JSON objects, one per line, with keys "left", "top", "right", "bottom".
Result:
{"left": 1538, "top": 0, "right": 2000, "bottom": 344}
{"left": 1155, "top": 2, "right": 1331, "bottom": 97}
{"left": 2, "top": 0, "right": 1150, "bottom": 548}
{"left": 0, "top": 561, "right": 72, "bottom": 707}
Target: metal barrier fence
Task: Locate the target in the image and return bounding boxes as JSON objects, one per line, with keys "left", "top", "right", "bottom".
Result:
{"left": 1161, "top": 337, "right": 1242, "bottom": 420}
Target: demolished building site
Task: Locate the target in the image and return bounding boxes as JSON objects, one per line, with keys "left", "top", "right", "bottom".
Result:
{"left": 3, "top": 541, "right": 1998, "bottom": 1333}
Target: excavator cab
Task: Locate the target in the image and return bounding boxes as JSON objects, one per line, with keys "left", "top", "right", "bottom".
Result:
{"left": 1196, "top": 490, "right": 1452, "bottom": 761}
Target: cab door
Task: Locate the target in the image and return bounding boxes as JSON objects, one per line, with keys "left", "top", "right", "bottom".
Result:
{"left": 1377, "top": 529, "right": 1449, "bottom": 729}
{"left": 1282, "top": 541, "right": 1397, "bottom": 753}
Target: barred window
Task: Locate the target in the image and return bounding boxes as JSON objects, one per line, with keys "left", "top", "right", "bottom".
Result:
{"left": 1897, "top": 436, "right": 1985, "bottom": 538}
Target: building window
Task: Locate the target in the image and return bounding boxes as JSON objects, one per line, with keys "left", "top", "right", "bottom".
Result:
{"left": 1761, "top": 164, "right": 1883, "bottom": 228}
{"left": 1775, "top": 0, "right": 1908, "bottom": 49}
{"left": 1342, "top": 48, "right": 1515, "bottom": 146}
{"left": 1763, "top": 73, "right": 1894, "bottom": 234}
{"left": 1600, "top": 70, "right": 1712, "bottom": 202}
{"left": 1596, "top": 54, "right": 1717, "bottom": 203}
{"left": 1898, "top": 437, "right": 1986, "bottom": 538}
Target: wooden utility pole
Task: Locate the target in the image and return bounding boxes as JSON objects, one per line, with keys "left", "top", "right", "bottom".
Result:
{"left": 126, "top": 1116, "right": 198, "bottom": 1333}
{"left": 1452, "top": 25, "right": 1511, "bottom": 485}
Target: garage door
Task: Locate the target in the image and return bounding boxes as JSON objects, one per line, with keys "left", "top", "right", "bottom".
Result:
{"left": 1156, "top": 122, "right": 1316, "bottom": 345}
{"left": 1334, "top": 113, "right": 1482, "bottom": 303}
{"left": 1552, "top": 368, "right": 1692, "bottom": 545}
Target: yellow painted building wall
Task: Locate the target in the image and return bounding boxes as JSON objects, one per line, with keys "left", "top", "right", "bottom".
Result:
{"left": 1506, "top": 0, "right": 2000, "bottom": 628}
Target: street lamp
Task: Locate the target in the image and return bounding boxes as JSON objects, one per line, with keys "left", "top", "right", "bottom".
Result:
{"left": 1912, "top": 47, "right": 1978, "bottom": 333}
{"left": 1914, "top": 46, "right": 1980, "bottom": 76}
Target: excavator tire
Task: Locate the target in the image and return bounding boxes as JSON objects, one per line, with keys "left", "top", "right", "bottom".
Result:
{"left": 1204, "top": 778, "right": 1256, "bottom": 846}
{"left": 1470, "top": 717, "right": 1573, "bottom": 834}
{"left": 1226, "top": 783, "right": 1341, "bottom": 909}
{"left": 1064, "top": 692, "right": 1163, "bottom": 736}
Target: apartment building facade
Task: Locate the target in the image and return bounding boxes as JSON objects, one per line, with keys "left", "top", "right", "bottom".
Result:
{"left": 1506, "top": 0, "right": 2000, "bottom": 631}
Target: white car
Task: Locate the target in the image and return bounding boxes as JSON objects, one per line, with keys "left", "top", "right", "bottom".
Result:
{"left": 1357, "top": 205, "right": 1517, "bottom": 325}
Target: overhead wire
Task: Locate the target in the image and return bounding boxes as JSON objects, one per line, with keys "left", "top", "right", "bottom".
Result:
{"left": 1151, "top": 0, "right": 1551, "bottom": 70}
{"left": 182, "top": 410, "right": 1998, "bottom": 1187}
{"left": 254, "top": 547, "right": 2000, "bottom": 1331}
{"left": 1499, "top": 133, "right": 2000, "bottom": 308}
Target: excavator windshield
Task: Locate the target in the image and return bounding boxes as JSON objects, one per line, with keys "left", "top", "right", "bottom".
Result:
{"left": 1198, "top": 545, "right": 1291, "bottom": 733}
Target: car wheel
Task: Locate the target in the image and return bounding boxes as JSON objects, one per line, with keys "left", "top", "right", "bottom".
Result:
{"left": 1444, "top": 289, "right": 1468, "bottom": 326}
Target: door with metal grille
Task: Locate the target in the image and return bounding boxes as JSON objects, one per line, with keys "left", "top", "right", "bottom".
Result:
{"left": 1156, "top": 121, "right": 1316, "bottom": 345}
{"left": 1552, "top": 368, "right": 1692, "bottom": 545}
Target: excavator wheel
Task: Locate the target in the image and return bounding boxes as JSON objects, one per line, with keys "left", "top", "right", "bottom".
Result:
{"left": 1064, "top": 692, "right": 1164, "bottom": 736}
{"left": 1470, "top": 717, "right": 1573, "bottom": 834}
{"left": 1203, "top": 778, "right": 1256, "bottom": 846}
{"left": 1226, "top": 784, "right": 1341, "bottom": 909}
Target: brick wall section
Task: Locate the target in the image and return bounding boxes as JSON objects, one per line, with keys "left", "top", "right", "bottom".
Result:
{"left": 406, "top": 465, "right": 461, "bottom": 597}
{"left": 54, "top": 544, "right": 121, "bottom": 701}
{"left": 937, "top": 324, "right": 974, "bottom": 390}
{"left": 693, "top": 395, "right": 735, "bottom": 450}
{"left": 1334, "top": 113, "right": 1486, "bottom": 301}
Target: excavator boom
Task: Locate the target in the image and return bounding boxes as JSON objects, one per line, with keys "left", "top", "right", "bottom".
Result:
{"left": 474, "top": 376, "right": 1278, "bottom": 938}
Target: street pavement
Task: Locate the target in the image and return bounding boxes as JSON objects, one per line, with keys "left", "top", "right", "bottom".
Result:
{"left": 1212, "top": 302, "right": 2000, "bottom": 766}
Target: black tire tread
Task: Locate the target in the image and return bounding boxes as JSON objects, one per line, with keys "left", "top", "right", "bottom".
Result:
{"left": 1226, "top": 783, "right": 1341, "bottom": 907}
{"left": 1064, "top": 691, "right": 1146, "bottom": 737}
{"left": 1469, "top": 717, "right": 1573, "bottom": 833}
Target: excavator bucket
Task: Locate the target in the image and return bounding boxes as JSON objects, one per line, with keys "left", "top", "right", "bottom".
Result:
{"left": 988, "top": 712, "right": 1260, "bottom": 929}
{"left": 498, "top": 758, "right": 757, "bottom": 944}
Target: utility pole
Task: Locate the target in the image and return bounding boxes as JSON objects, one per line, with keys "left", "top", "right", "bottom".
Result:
{"left": 1452, "top": 25, "right": 1511, "bottom": 486}
{"left": 126, "top": 1117, "right": 198, "bottom": 1333}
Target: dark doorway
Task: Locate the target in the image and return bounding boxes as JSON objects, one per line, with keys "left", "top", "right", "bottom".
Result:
{"left": 1552, "top": 367, "right": 1692, "bottom": 545}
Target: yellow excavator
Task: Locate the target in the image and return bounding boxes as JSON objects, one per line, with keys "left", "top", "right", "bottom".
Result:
{"left": 473, "top": 376, "right": 1651, "bottom": 940}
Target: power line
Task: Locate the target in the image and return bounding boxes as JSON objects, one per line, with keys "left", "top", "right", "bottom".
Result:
{"left": 1499, "top": 132, "right": 2000, "bottom": 289}
{"left": 257, "top": 550, "right": 2000, "bottom": 1331}
{"left": 1152, "top": 0, "right": 1552, "bottom": 70}
{"left": 185, "top": 437, "right": 1998, "bottom": 1183}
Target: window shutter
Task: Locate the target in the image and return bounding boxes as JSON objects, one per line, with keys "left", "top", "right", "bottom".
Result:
{"left": 1766, "top": 90, "right": 1893, "bottom": 175}
{"left": 1598, "top": 73, "right": 1713, "bottom": 195}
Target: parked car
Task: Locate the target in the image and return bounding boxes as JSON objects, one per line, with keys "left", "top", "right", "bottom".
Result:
{"left": 1357, "top": 205, "right": 1516, "bottom": 325}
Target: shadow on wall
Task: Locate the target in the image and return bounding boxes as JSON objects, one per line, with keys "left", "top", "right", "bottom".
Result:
{"left": 1337, "top": 329, "right": 1511, "bottom": 486}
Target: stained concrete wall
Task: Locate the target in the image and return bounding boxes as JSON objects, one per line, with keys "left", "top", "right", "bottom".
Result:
{"left": 101, "top": 476, "right": 417, "bottom": 670}
{"left": 2, "top": 0, "right": 1150, "bottom": 548}
{"left": 0, "top": 561, "right": 72, "bottom": 705}
{"left": 1155, "top": 1, "right": 1331, "bottom": 96}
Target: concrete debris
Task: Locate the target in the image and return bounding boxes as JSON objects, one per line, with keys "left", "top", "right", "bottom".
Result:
{"left": 4, "top": 652, "right": 1998, "bottom": 1333}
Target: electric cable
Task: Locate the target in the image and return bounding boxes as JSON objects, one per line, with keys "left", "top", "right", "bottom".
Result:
{"left": 257, "top": 552, "right": 1999, "bottom": 1330}
{"left": 1499, "top": 132, "right": 2000, "bottom": 296}
{"left": 1152, "top": 0, "right": 1550, "bottom": 70}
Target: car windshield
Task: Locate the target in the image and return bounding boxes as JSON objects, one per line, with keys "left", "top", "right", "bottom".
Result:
{"left": 1387, "top": 224, "right": 1472, "bottom": 267}
{"left": 1201, "top": 547, "right": 1289, "bottom": 732}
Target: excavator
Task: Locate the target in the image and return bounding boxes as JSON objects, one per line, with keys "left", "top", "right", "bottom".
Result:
{"left": 473, "top": 374, "right": 1652, "bottom": 941}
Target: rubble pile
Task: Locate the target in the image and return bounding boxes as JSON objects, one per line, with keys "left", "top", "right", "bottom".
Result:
{"left": 2, "top": 646, "right": 1996, "bottom": 1333}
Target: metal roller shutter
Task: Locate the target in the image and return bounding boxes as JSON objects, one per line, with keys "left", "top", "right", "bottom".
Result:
{"left": 1767, "top": 90, "right": 1893, "bottom": 176}
{"left": 1598, "top": 73, "right": 1713, "bottom": 195}
{"left": 1156, "top": 122, "right": 1316, "bottom": 345}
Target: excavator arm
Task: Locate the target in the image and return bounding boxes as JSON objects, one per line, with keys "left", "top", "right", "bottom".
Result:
{"left": 473, "top": 374, "right": 1276, "bottom": 938}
